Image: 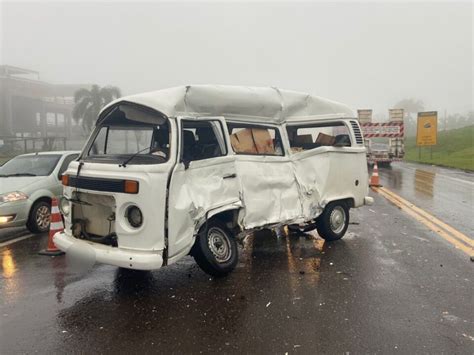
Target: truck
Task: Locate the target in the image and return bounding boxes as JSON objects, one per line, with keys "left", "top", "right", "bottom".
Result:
{"left": 357, "top": 108, "right": 405, "bottom": 165}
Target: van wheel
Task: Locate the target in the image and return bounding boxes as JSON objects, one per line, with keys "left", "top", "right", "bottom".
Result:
{"left": 193, "top": 220, "right": 238, "bottom": 277}
{"left": 316, "top": 201, "right": 349, "bottom": 241}
{"left": 27, "top": 200, "right": 51, "bottom": 234}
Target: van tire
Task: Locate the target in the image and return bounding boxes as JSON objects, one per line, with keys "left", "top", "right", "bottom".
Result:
{"left": 316, "top": 201, "right": 349, "bottom": 241}
{"left": 27, "top": 200, "right": 51, "bottom": 234}
{"left": 193, "top": 220, "right": 238, "bottom": 277}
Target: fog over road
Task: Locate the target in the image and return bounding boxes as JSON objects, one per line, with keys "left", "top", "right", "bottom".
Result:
{"left": 1, "top": 162, "right": 473, "bottom": 354}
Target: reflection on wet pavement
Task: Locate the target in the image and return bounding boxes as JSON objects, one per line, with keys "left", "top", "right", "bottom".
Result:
{"left": 414, "top": 169, "right": 435, "bottom": 198}
{"left": 2, "top": 200, "right": 473, "bottom": 353}
{"left": 1, "top": 249, "right": 18, "bottom": 304}
{"left": 51, "top": 229, "right": 329, "bottom": 353}
{"left": 377, "top": 162, "right": 474, "bottom": 237}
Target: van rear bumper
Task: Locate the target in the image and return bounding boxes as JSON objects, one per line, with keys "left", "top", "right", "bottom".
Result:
{"left": 364, "top": 196, "right": 374, "bottom": 206}
{"left": 53, "top": 231, "right": 164, "bottom": 270}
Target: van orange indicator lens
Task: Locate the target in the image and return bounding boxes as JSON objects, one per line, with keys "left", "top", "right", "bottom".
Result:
{"left": 124, "top": 180, "right": 139, "bottom": 194}
{"left": 62, "top": 175, "right": 69, "bottom": 186}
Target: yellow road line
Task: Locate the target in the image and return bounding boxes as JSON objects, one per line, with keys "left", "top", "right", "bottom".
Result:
{"left": 373, "top": 187, "right": 474, "bottom": 257}
{"left": 379, "top": 187, "right": 474, "bottom": 248}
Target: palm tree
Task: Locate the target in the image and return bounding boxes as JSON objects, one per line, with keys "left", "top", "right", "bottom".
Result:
{"left": 72, "top": 84, "right": 121, "bottom": 132}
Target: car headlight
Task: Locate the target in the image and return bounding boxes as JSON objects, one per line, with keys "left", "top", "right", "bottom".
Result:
{"left": 126, "top": 206, "right": 143, "bottom": 228}
{"left": 59, "top": 197, "right": 70, "bottom": 216}
{"left": 0, "top": 191, "right": 28, "bottom": 204}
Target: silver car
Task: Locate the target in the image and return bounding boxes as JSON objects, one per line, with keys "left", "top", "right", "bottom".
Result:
{"left": 0, "top": 151, "right": 80, "bottom": 233}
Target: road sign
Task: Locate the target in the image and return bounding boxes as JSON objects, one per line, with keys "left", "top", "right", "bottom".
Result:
{"left": 357, "top": 109, "right": 372, "bottom": 123}
{"left": 360, "top": 122, "right": 404, "bottom": 138}
{"left": 416, "top": 111, "right": 437, "bottom": 146}
{"left": 389, "top": 108, "right": 404, "bottom": 122}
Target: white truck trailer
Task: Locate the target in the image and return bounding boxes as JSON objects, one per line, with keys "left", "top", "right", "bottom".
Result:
{"left": 357, "top": 109, "right": 405, "bottom": 165}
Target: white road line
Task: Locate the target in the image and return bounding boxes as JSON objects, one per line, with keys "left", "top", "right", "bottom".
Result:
{"left": 0, "top": 234, "right": 36, "bottom": 248}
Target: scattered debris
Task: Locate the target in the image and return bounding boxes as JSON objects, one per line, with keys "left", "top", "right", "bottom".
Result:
{"left": 461, "top": 333, "right": 474, "bottom": 341}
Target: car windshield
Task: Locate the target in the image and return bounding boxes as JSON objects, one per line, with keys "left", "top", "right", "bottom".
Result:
{"left": 0, "top": 155, "right": 61, "bottom": 177}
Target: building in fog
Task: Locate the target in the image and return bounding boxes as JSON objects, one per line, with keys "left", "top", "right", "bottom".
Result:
{"left": 0, "top": 65, "right": 90, "bottom": 138}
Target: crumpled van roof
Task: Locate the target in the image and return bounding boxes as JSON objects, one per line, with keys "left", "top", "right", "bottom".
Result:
{"left": 100, "top": 85, "right": 354, "bottom": 124}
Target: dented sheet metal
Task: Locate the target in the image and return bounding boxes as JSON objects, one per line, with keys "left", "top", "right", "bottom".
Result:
{"left": 234, "top": 156, "right": 301, "bottom": 229}
{"left": 167, "top": 155, "right": 241, "bottom": 260}
{"left": 291, "top": 147, "right": 369, "bottom": 220}
{"left": 101, "top": 85, "right": 354, "bottom": 124}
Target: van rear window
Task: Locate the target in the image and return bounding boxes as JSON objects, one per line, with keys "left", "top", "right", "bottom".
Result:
{"left": 227, "top": 124, "right": 284, "bottom": 156}
{"left": 286, "top": 122, "right": 352, "bottom": 153}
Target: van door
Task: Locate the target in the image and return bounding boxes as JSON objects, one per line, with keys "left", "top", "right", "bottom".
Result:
{"left": 167, "top": 117, "right": 241, "bottom": 261}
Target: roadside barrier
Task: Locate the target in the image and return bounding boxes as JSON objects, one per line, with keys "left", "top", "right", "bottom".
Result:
{"left": 369, "top": 162, "right": 382, "bottom": 187}
{"left": 38, "top": 197, "right": 65, "bottom": 256}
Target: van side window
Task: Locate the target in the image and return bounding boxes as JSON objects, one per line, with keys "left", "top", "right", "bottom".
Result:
{"left": 227, "top": 124, "right": 284, "bottom": 156}
{"left": 182, "top": 121, "right": 226, "bottom": 162}
{"left": 286, "top": 122, "right": 351, "bottom": 153}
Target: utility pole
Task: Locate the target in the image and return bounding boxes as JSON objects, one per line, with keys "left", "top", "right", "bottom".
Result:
{"left": 444, "top": 109, "right": 447, "bottom": 131}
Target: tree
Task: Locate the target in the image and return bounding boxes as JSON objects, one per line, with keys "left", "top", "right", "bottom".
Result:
{"left": 72, "top": 84, "right": 121, "bottom": 132}
{"left": 394, "top": 98, "right": 425, "bottom": 135}
{"left": 394, "top": 98, "right": 424, "bottom": 118}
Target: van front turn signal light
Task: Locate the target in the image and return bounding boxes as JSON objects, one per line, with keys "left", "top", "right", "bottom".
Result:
{"left": 124, "top": 180, "right": 139, "bottom": 194}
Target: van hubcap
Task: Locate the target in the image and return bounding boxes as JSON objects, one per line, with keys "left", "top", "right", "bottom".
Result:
{"left": 207, "top": 227, "right": 231, "bottom": 263}
{"left": 329, "top": 206, "right": 346, "bottom": 234}
{"left": 36, "top": 206, "right": 51, "bottom": 230}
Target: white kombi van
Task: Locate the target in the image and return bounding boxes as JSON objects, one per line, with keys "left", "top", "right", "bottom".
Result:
{"left": 54, "top": 85, "right": 373, "bottom": 276}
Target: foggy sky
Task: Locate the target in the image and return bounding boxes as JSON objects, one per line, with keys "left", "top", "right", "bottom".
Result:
{"left": 1, "top": 1, "right": 472, "bottom": 117}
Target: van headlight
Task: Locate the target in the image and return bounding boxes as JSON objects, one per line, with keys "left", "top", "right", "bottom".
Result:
{"left": 59, "top": 197, "right": 70, "bottom": 216}
{"left": 126, "top": 206, "right": 143, "bottom": 228}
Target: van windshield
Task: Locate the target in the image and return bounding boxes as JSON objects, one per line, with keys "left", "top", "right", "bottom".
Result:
{"left": 83, "top": 104, "right": 170, "bottom": 164}
{"left": 85, "top": 125, "right": 170, "bottom": 164}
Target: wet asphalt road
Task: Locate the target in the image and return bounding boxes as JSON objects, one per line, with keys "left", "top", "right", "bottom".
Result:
{"left": 1, "top": 163, "right": 473, "bottom": 354}
{"left": 378, "top": 161, "right": 474, "bottom": 237}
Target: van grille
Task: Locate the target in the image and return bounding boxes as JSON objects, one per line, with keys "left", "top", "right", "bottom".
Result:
{"left": 68, "top": 176, "right": 134, "bottom": 193}
{"left": 350, "top": 121, "right": 364, "bottom": 145}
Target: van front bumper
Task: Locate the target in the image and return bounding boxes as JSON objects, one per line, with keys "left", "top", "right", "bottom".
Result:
{"left": 53, "top": 231, "right": 164, "bottom": 270}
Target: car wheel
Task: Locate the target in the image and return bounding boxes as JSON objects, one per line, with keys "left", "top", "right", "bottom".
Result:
{"left": 192, "top": 219, "right": 238, "bottom": 277}
{"left": 27, "top": 200, "right": 51, "bottom": 233}
{"left": 316, "top": 201, "right": 349, "bottom": 241}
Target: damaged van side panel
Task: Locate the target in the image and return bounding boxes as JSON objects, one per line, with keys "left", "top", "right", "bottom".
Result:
{"left": 234, "top": 156, "right": 302, "bottom": 229}
{"left": 291, "top": 147, "right": 368, "bottom": 220}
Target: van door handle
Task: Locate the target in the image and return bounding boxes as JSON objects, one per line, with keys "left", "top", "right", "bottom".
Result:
{"left": 223, "top": 173, "right": 237, "bottom": 179}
